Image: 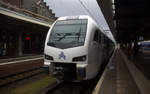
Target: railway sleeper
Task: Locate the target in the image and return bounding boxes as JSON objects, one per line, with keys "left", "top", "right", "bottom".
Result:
{"left": 0, "top": 68, "right": 44, "bottom": 86}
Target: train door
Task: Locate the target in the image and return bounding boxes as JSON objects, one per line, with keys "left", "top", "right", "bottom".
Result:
{"left": 98, "top": 31, "right": 103, "bottom": 66}
{"left": 89, "top": 30, "right": 99, "bottom": 76}
{"left": 101, "top": 35, "right": 109, "bottom": 62}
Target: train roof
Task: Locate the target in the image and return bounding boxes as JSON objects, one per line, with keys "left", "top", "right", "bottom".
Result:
{"left": 140, "top": 41, "right": 150, "bottom": 46}
{"left": 57, "top": 15, "right": 93, "bottom": 21}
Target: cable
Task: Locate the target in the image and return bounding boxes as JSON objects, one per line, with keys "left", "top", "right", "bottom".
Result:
{"left": 77, "top": 0, "right": 104, "bottom": 30}
{"left": 78, "top": 0, "right": 95, "bottom": 19}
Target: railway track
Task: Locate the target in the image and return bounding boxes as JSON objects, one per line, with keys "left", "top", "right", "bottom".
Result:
{"left": 47, "top": 79, "right": 100, "bottom": 94}
{"left": 0, "top": 55, "right": 45, "bottom": 87}
{"left": 47, "top": 64, "right": 106, "bottom": 94}
{"left": 0, "top": 54, "right": 111, "bottom": 94}
{"left": 47, "top": 81, "right": 85, "bottom": 94}
{"left": 0, "top": 67, "right": 45, "bottom": 87}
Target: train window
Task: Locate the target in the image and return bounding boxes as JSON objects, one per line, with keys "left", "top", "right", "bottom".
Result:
{"left": 93, "top": 30, "right": 99, "bottom": 42}
{"left": 101, "top": 34, "right": 106, "bottom": 47}
{"left": 48, "top": 19, "right": 87, "bottom": 49}
{"left": 98, "top": 31, "right": 101, "bottom": 44}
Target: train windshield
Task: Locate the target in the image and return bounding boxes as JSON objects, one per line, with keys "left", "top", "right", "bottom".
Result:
{"left": 47, "top": 19, "right": 87, "bottom": 49}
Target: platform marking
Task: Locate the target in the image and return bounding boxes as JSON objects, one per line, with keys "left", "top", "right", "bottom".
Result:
{"left": 0, "top": 57, "right": 43, "bottom": 65}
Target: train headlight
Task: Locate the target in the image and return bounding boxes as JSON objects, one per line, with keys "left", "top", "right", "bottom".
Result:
{"left": 45, "top": 54, "right": 53, "bottom": 60}
{"left": 72, "top": 55, "right": 86, "bottom": 62}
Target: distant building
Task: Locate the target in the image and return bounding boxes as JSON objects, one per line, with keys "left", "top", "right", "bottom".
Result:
{"left": 23, "top": 0, "right": 56, "bottom": 19}
{"left": 1, "top": 0, "right": 56, "bottom": 20}
{"left": 0, "top": 0, "right": 55, "bottom": 57}
{"left": 1, "top": 0, "right": 23, "bottom": 8}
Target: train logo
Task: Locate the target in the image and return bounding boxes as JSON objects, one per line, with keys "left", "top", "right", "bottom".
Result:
{"left": 59, "top": 51, "right": 66, "bottom": 60}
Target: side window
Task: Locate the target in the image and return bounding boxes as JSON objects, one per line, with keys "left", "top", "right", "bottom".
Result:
{"left": 98, "top": 32, "right": 101, "bottom": 44}
{"left": 101, "top": 34, "right": 105, "bottom": 47}
{"left": 93, "top": 30, "right": 99, "bottom": 42}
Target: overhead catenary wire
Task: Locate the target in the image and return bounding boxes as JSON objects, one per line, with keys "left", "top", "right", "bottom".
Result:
{"left": 77, "top": 0, "right": 104, "bottom": 31}
{"left": 77, "top": 0, "right": 95, "bottom": 20}
{"left": 47, "top": 0, "right": 107, "bottom": 31}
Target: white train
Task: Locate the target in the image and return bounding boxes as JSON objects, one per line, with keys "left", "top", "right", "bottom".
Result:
{"left": 44, "top": 15, "right": 115, "bottom": 81}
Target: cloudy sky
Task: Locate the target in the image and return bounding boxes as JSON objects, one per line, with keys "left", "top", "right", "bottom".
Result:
{"left": 44, "top": 0, "right": 109, "bottom": 30}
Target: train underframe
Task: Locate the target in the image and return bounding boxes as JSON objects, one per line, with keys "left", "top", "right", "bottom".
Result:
{"left": 50, "top": 63, "right": 86, "bottom": 81}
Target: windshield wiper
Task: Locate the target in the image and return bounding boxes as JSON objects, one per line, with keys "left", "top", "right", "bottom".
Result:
{"left": 57, "top": 33, "right": 71, "bottom": 41}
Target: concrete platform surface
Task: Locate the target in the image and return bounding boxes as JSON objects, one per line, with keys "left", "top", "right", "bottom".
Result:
{"left": 132, "top": 51, "right": 150, "bottom": 80}
{"left": 93, "top": 49, "right": 142, "bottom": 94}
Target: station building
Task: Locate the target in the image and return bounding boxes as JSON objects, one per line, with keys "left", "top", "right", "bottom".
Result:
{"left": 0, "top": 0, "right": 56, "bottom": 58}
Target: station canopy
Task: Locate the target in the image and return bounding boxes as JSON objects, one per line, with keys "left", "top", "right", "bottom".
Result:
{"left": 97, "top": 0, "right": 150, "bottom": 43}
{"left": 114, "top": 0, "right": 150, "bottom": 43}
{"left": 0, "top": 6, "right": 52, "bottom": 33}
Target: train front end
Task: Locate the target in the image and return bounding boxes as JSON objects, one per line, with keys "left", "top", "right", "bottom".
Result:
{"left": 44, "top": 16, "right": 89, "bottom": 81}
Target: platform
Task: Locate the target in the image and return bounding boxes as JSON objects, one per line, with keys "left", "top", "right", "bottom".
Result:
{"left": 0, "top": 55, "right": 43, "bottom": 64}
{"left": 132, "top": 50, "right": 150, "bottom": 81}
{"left": 93, "top": 48, "right": 150, "bottom": 94}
